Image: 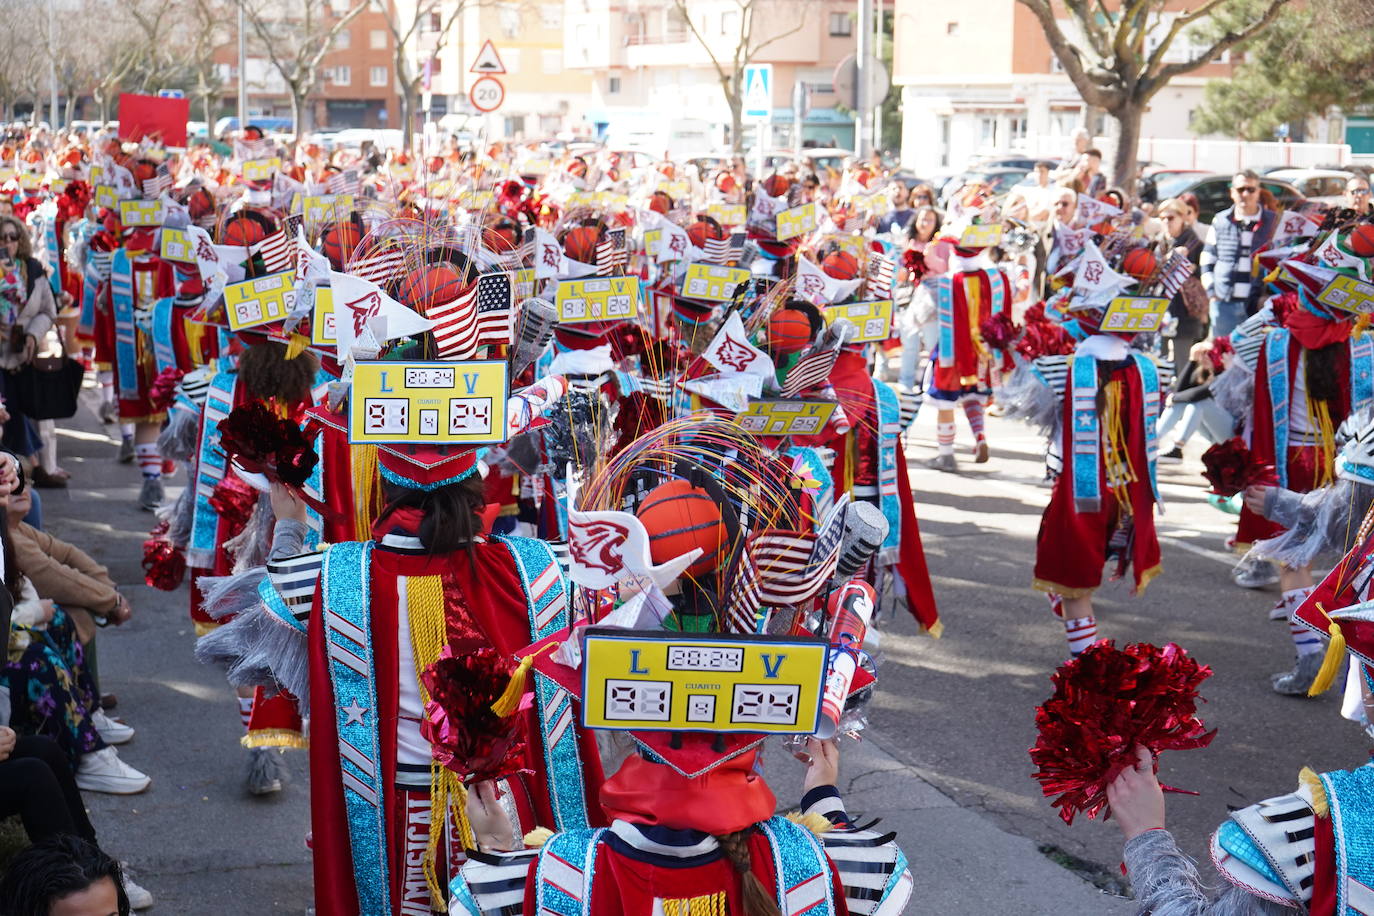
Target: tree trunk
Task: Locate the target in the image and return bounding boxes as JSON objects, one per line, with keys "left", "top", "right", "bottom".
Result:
{"left": 399, "top": 84, "right": 416, "bottom": 151}
{"left": 289, "top": 88, "right": 305, "bottom": 151}
{"left": 1110, "top": 101, "right": 1144, "bottom": 193}
{"left": 728, "top": 85, "right": 743, "bottom": 155}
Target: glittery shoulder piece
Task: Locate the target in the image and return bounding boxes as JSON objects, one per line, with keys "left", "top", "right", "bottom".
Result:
{"left": 1216, "top": 789, "right": 1313, "bottom": 906}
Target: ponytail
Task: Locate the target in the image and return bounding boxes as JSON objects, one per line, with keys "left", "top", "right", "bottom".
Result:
{"left": 717, "top": 829, "right": 782, "bottom": 916}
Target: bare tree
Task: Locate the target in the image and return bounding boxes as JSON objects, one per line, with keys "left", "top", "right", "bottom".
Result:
{"left": 670, "top": 0, "right": 814, "bottom": 154}
{"left": 234, "top": 0, "right": 369, "bottom": 140}
{"left": 1017, "top": 0, "right": 1286, "bottom": 188}
{"left": 185, "top": 0, "right": 236, "bottom": 125}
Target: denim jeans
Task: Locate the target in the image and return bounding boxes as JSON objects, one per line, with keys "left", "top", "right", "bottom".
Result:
{"left": 1210, "top": 299, "right": 1248, "bottom": 339}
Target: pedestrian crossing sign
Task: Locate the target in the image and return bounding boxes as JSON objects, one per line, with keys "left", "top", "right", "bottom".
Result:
{"left": 742, "top": 64, "right": 773, "bottom": 122}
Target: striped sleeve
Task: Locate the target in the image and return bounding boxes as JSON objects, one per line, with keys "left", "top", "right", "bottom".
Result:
{"left": 264, "top": 550, "right": 324, "bottom": 630}
{"left": 817, "top": 817, "right": 913, "bottom": 916}
{"left": 450, "top": 850, "right": 538, "bottom": 916}
{"left": 1200, "top": 221, "right": 1219, "bottom": 294}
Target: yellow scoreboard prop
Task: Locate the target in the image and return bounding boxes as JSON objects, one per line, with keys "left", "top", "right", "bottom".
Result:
{"left": 580, "top": 629, "right": 827, "bottom": 734}
{"left": 706, "top": 203, "right": 746, "bottom": 226}
{"left": 681, "top": 263, "right": 751, "bottom": 302}
{"left": 1317, "top": 273, "right": 1374, "bottom": 314}
{"left": 776, "top": 203, "right": 818, "bottom": 241}
{"left": 159, "top": 227, "right": 195, "bottom": 264}
{"left": 310, "top": 286, "right": 336, "bottom": 346}
{"left": 224, "top": 271, "right": 297, "bottom": 331}
{"left": 554, "top": 276, "right": 641, "bottom": 323}
{"left": 735, "top": 399, "right": 838, "bottom": 437}
{"left": 959, "top": 224, "right": 1003, "bottom": 248}
{"left": 1100, "top": 296, "right": 1169, "bottom": 334}
{"left": 823, "top": 299, "right": 893, "bottom": 342}
{"left": 119, "top": 199, "right": 164, "bottom": 227}
{"left": 349, "top": 360, "right": 508, "bottom": 445}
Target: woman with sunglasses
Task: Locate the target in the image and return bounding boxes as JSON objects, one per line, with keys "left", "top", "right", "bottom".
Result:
{"left": 0, "top": 215, "right": 58, "bottom": 496}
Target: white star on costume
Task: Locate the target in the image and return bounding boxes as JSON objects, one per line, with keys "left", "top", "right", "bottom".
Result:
{"left": 342, "top": 699, "right": 368, "bottom": 726}
{"left": 1076, "top": 411, "right": 1094, "bottom": 430}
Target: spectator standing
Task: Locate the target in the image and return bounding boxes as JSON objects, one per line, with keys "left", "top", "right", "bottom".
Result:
{"left": 1345, "top": 174, "right": 1372, "bottom": 215}
{"left": 1200, "top": 170, "right": 1277, "bottom": 338}
{"left": 877, "top": 181, "right": 915, "bottom": 233}
{"left": 1157, "top": 197, "right": 1208, "bottom": 376}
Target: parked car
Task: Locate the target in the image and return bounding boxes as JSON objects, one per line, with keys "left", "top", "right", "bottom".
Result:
{"left": 1151, "top": 173, "right": 1308, "bottom": 222}
{"left": 940, "top": 167, "right": 1032, "bottom": 204}
{"left": 1265, "top": 168, "right": 1354, "bottom": 207}
{"left": 969, "top": 155, "right": 1042, "bottom": 171}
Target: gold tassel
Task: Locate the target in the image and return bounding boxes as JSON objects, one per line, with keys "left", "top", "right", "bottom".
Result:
{"left": 784, "top": 811, "right": 835, "bottom": 835}
{"left": 351, "top": 444, "right": 378, "bottom": 540}
{"left": 284, "top": 332, "right": 310, "bottom": 360}
{"left": 1298, "top": 766, "right": 1330, "bottom": 818}
{"left": 240, "top": 728, "right": 309, "bottom": 750}
{"left": 1308, "top": 618, "right": 1346, "bottom": 697}
{"left": 491, "top": 642, "right": 558, "bottom": 718}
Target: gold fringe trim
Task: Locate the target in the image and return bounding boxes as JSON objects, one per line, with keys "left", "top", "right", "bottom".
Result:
{"left": 240, "top": 729, "right": 308, "bottom": 749}
{"left": 663, "top": 892, "right": 726, "bottom": 916}
{"left": 1231, "top": 541, "right": 1253, "bottom": 555}
{"left": 193, "top": 620, "right": 221, "bottom": 637}
{"left": 924, "top": 619, "right": 944, "bottom": 639}
{"left": 351, "top": 444, "right": 379, "bottom": 541}
{"left": 116, "top": 412, "right": 168, "bottom": 426}
{"left": 784, "top": 811, "right": 835, "bottom": 835}
{"left": 1134, "top": 562, "right": 1163, "bottom": 596}
{"left": 1298, "top": 767, "right": 1330, "bottom": 818}
{"left": 1031, "top": 577, "right": 1096, "bottom": 599}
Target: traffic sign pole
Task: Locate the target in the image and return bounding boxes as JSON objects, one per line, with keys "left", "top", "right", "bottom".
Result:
{"left": 855, "top": 0, "right": 869, "bottom": 157}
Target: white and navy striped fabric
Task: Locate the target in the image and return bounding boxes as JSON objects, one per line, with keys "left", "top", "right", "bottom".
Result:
{"left": 802, "top": 786, "right": 912, "bottom": 916}
{"left": 449, "top": 848, "right": 537, "bottom": 916}
{"left": 1202, "top": 212, "right": 1261, "bottom": 304}
{"left": 265, "top": 551, "right": 325, "bottom": 628}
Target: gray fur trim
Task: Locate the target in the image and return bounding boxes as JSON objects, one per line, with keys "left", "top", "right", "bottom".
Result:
{"left": 1211, "top": 362, "right": 1255, "bottom": 425}
{"left": 196, "top": 567, "right": 269, "bottom": 622}
{"left": 157, "top": 405, "right": 201, "bottom": 463}
{"left": 194, "top": 599, "right": 311, "bottom": 705}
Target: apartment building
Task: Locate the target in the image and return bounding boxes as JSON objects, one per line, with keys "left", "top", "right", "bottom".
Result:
{"left": 891, "top": 0, "right": 1235, "bottom": 173}
{"left": 563, "top": 0, "right": 861, "bottom": 155}
{"left": 212, "top": 3, "right": 399, "bottom": 131}
{"left": 389, "top": 0, "right": 595, "bottom": 139}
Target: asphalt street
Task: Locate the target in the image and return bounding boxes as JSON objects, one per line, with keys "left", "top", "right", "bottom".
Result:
{"left": 40, "top": 387, "right": 1368, "bottom": 914}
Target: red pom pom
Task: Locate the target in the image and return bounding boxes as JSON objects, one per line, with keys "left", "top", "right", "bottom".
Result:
{"left": 420, "top": 645, "right": 529, "bottom": 784}
{"left": 979, "top": 311, "right": 1018, "bottom": 351}
{"left": 1029, "top": 641, "right": 1216, "bottom": 825}
{"left": 209, "top": 476, "right": 258, "bottom": 530}
{"left": 902, "top": 249, "right": 928, "bottom": 283}
{"left": 142, "top": 539, "right": 187, "bottom": 591}
{"left": 149, "top": 367, "right": 185, "bottom": 413}
{"left": 217, "top": 402, "right": 319, "bottom": 489}
{"left": 1200, "top": 437, "right": 1275, "bottom": 497}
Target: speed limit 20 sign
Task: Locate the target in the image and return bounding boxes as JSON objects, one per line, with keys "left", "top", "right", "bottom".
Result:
{"left": 469, "top": 76, "right": 505, "bottom": 112}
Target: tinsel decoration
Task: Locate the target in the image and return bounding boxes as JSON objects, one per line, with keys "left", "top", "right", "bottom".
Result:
{"left": 216, "top": 401, "right": 318, "bottom": 488}
{"left": 1029, "top": 641, "right": 1215, "bottom": 826}
{"left": 419, "top": 645, "right": 529, "bottom": 784}
{"left": 901, "top": 248, "right": 927, "bottom": 284}
{"left": 1205, "top": 336, "right": 1234, "bottom": 373}
{"left": 209, "top": 475, "right": 258, "bottom": 531}
{"left": 149, "top": 367, "right": 185, "bottom": 413}
{"left": 1200, "top": 437, "right": 1274, "bottom": 498}
{"left": 1014, "top": 303, "right": 1077, "bottom": 362}
{"left": 979, "top": 311, "right": 1018, "bottom": 352}
{"left": 141, "top": 538, "right": 187, "bottom": 591}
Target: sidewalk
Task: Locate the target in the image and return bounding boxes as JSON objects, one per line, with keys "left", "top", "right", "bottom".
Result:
{"left": 48, "top": 387, "right": 1136, "bottom": 914}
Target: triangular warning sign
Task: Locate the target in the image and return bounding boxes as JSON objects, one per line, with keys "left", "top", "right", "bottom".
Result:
{"left": 470, "top": 39, "right": 506, "bottom": 75}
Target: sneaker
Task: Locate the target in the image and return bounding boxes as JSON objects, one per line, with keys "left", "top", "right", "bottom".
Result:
{"left": 925, "top": 453, "right": 958, "bottom": 472}
{"left": 120, "top": 868, "right": 154, "bottom": 910}
{"left": 246, "top": 747, "right": 286, "bottom": 796}
{"left": 117, "top": 438, "right": 135, "bottom": 464}
{"left": 75, "top": 747, "right": 150, "bottom": 794}
{"left": 98, "top": 401, "right": 118, "bottom": 425}
{"left": 973, "top": 440, "right": 990, "bottom": 463}
{"left": 1272, "top": 652, "right": 1325, "bottom": 696}
{"left": 1159, "top": 445, "right": 1184, "bottom": 463}
{"left": 139, "top": 477, "right": 164, "bottom": 512}
{"left": 1232, "top": 554, "right": 1280, "bottom": 589}
{"left": 93, "top": 710, "right": 134, "bottom": 745}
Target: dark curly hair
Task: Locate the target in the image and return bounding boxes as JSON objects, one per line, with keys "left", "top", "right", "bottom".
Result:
{"left": 0, "top": 835, "right": 130, "bottom": 916}
{"left": 238, "top": 340, "right": 320, "bottom": 409}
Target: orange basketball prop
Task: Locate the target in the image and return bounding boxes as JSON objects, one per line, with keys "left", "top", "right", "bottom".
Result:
{"left": 397, "top": 265, "right": 466, "bottom": 312}
{"left": 1349, "top": 224, "right": 1374, "bottom": 258}
{"left": 221, "top": 215, "right": 266, "bottom": 247}
{"left": 563, "top": 226, "right": 600, "bottom": 263}
{"left": 1121, "top": 248, "right": 1157, "bottom": 281}
{"left": 636, "top": 480, "right": 727, "bottom": 577}
{"left": 821, "top": 251, "right": 859, "bottom": 280}
{"left": 769, "top": 308, "right": 813, "bottom": 354}
{"left": 321, "top": 222, "right": 362, "bottom": 269}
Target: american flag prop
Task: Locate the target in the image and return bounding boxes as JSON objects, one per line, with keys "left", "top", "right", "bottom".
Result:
{"left": 721, "top": 552, "right": 763, "bottom": 634}
{"left": 326, "top": 169, "right": 361, "bottom": 196}
{"left": 1155, "top": 250, "right": 1195, "bottom": 298}
{"left": 750, "top": 527, "right": 841, "bottom": 608}
{"left": 142, "top": 163, "right": 172, "bottom": 199}
{"left": 701, "top": 234, "right": 730, "bottom": 265}
{"left": 781, "top": 346, "right": 840, "bottom": 397}
{"left": 867, "top": 252, "right": 894, "bottom": 299}
{"left": 596, "top": 228, "right": 627, "bottom": 275}
{"left": 235, "top": 138, "right": 274, "bottom": 161}
{"left": 252, "top": 220, "right": 298, "bottom": 274}
{"left": 347, "top": 247, "right": 406, "bottom": 286}
{"left": 429, "top": 272, "right": 512, "bottom": 360}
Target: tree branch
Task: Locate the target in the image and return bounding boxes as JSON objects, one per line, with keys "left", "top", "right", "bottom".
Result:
{"left": 1145, "top": 0, "right": 1285, "bottom": 92}
{"left": 1015, "top": 0, "right": 1118, "bottom": 107}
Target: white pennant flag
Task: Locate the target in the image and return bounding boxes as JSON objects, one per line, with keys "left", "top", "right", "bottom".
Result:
{"left": 702, "top": 310, "right": 774, "bottom": 378}
{"left": 1072, "top": 193, "right": 1123, "bottom": 228}
{"left": 532, "top": 227, "right": 563, "bottom": 279}
{"left": 795, "top": 255, "right": 863, "bottom": 306}
{"left": 565, "top": 474, "right": 702, "bottom": 590}
{"left": 328, "top": 269, "right": 434, "bottom": 359}
{"left": 1310, "top": 232, "right": 1369, "bottom": 279}
{"left": 1273, "top": 210, "right": 1320, "bottom": 245}
{"left": 656, "top": 220, "right": 692, "bottom": 264}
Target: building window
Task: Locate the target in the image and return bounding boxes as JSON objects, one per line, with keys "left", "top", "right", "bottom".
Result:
{"left": 542, "top": 49, "right": 561, "bottom": 73}
{"left": 370, "top": 66, "right": 388, "bottom": 87}
{"left": 369, "top": 29, "right": 387, "bottom": 49}
{"left": 539, "top": 4, "right": 561, "bottom": 29}
{"left": 608, "top": 76, "right": 621, "bottom": 94}
{"left": 500, "top": 4, "right": 520, "bottom": 39}
{"left": 427, "top": 11, "right": 441, "bottom": 31}
{"left": 946, "top": 21, "right": 959, "bottom": 35}
{"left": 331, "top": 65, "right": 351, "bottom": 85}
{"left": 334, "top": 28, "right": 350, "bottom": 49}
{"left": 722, "top": 10, "right": 739, "bottom": 34}
{"left": 828, "top": 12, "right": 851, "bottom": 36}
{"left": 504, "top": 48, "right": 521, "bottom": 72}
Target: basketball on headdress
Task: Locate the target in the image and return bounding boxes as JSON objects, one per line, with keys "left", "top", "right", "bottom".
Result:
{"left": 320, "top": 221, "right": 362, "bottom": 269}
{"left": 761, "top": 174, "right": 791, "bottom": 198}
{"left": 484, "top": 221, "right": 521, "bottom": 254}
{"left": 1350, "top": 224, "right": 1374, "bottom": 258}
{"left": 821, "top": 251, "right": 859, "bottom": 280}
{"left": 687, "top": 218, "right": 726, "bottom": 249}
{"left": 636, "top": 479, "right": 727, "bottom": 577}
{"left": 769, "top": 307, "right": 813, "bottom": 354}
{"left": 649, "top": 191, "right": 673, "bottom": 215}
{"left": 397, "top": 264, "right": 466, "bottom": 312}
{"left": 563, "top": 226, "right": 600, "bottom": 263}
{"left": 221, "top": 214, "right": 267, "bottom": 247}
{"left": 1121, "top": 248, "right": 1157, "bottom": 281}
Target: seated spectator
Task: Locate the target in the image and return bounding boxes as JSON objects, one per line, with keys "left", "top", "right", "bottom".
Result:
{"left": 0, "top": 833, "right": 151, "bottom": 914}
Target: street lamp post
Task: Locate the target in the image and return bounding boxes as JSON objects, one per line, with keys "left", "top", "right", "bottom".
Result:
{"left": 48, "top": 0, "right": 58, "bottom": 128}
{"left": 237, "top": 3, "right": 248, "bottom": 131}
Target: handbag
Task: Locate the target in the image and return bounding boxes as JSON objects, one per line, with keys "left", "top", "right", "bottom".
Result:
{"left": 6, "top": 338, "right": 84, "bottom": 420}
{"left": 1179, "top": 275, "right": 1210, "bottom": 321}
